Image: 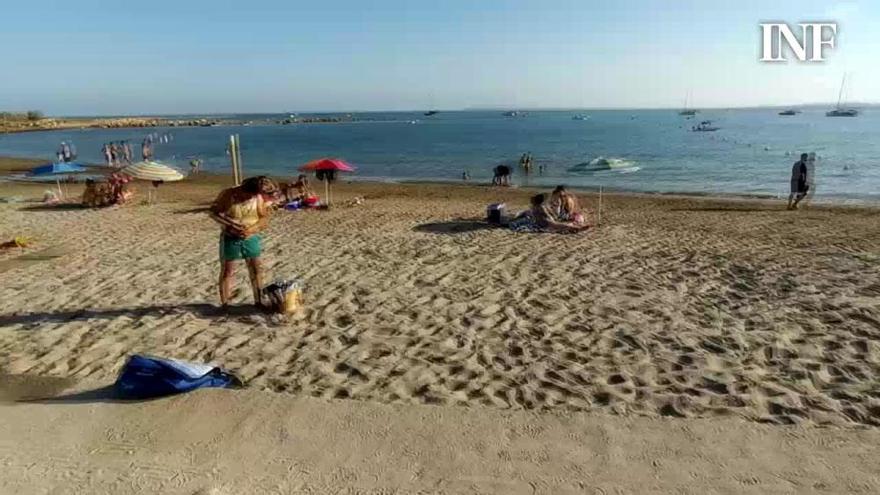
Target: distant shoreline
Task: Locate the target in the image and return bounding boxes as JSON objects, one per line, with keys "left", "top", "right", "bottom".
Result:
{"left": 6, "top": 103, "right": 878, "bottom": 122}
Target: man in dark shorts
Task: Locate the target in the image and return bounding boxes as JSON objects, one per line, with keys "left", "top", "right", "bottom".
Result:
{"left": 493, "top": 164, "right": 512, "bottom": 186}
{"left": 787, "top": 153, "right": 809, "bottom": 210}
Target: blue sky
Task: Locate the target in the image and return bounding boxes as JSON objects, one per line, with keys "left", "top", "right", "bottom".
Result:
{"left": 0, "top": 0, "right": 877, "bottom": 115}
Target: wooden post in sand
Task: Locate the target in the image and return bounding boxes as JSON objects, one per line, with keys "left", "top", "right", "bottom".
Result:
{"left": 598, "top": 186, "right": 603, "bottom": 226}
{"left": 229, "top": 135, "right": 238, "bottom": 185}
{"left": 229, "top": 134, "right": 243, "bottom": 186}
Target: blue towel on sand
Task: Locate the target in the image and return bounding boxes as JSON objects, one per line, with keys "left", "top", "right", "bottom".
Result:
{"left": 115, "top": 355, "right": 242, "bottom": 399}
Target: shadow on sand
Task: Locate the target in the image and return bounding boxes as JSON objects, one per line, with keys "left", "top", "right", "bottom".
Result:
{"left": 172, "top": 206, "right": 212, "bottom": 215}
{"left": 0, "top": 303, "right": 262, "bottom": 328}
{"left": 19, "top": 203, "right": 93, "bottom": 212}
{"left": 0, "top": 374, "right": 139, "bottom": 404}
{"left": 413, "top": 218, "right": 501, "bottom": 235}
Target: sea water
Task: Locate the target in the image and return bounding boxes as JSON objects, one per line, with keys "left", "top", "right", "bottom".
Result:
{"left": 1, "top": 109, "right": 878, "bottom": 202}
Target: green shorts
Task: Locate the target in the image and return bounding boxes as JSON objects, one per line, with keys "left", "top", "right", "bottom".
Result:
{"left": 220, "top": 234, "right": 262, "bottom": 261}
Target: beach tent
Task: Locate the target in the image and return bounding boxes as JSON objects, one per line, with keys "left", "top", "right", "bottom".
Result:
{"left": 29, "top": 162, "right": 88, "bottom": 198}
{"left": 121, "top": 161, "right": 184, "bottom": 203}
{"left": 299, "top": 158, "right": 355, "bottom": 206}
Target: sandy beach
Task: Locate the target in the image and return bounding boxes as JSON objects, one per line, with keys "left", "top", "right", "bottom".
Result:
{"left": 2, "top": 157, "right": 880, "bottom": 492}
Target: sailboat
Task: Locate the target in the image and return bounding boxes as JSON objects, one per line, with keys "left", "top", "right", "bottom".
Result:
{"left": 826, "top": 74, "right": 859, "bottom": 117}
{"left": 423, "top": 92, "right": 439, "bottom": 116}
{"left": 679, "top": 92, "right": 697, "bottom": 116}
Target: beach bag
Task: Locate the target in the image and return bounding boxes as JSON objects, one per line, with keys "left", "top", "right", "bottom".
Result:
{"left": 262, "top": 278, "right": 305, "bottom": 314}
{"left": 115, "top": 355, "right": 242, "bottom": 399}
{"left": 486, "top": 203, "right": 505, "bottom": 224}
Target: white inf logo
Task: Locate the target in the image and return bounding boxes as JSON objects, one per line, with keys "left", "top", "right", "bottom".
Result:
{"left": 760, "top": 23, "right": 838, "bottom": 62}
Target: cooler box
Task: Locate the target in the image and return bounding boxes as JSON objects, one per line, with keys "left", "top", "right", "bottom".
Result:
{"left": 487, "top": 203, "right": 505, "bottom": 224}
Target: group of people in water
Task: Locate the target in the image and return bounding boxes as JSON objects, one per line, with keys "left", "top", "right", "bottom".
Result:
{"left": 100, "top": 133, "right": 174, "bottom": 168}
{"left": 488, "top": 152, "right": 548, "bottom": 185}
{"left": 56, "top": 141, "right": 77, "bottom": 163}
{"left": 101, "top": 141, "right": 134, "bottom": 167}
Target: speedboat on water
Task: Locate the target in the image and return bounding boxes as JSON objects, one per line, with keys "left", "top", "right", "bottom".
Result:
{"left": 424, "top": 110, "right": 439, "bottom": 116}
{"left": 778, "top": 109, "right": 799, "bottom": 116}
{"left": 568, "top": 157, "right": 638, "bottom": 173}
{"left": 692, "top": 120, "right": 720, "bottom": 132}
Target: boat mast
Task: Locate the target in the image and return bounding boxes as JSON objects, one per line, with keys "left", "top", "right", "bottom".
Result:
{"left": 837, "top": 74, "right": 846, "bottom": 109}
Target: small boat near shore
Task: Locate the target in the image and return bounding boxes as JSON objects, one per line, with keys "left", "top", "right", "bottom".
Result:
{"left": 692, "top": 120, "right": 719, "bottom": 132}
{"left": 779, "top": 109, "right": 799, "bottom": 116}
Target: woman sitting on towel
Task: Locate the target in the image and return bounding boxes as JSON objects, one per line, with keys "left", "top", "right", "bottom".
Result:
{"left": 550, "top": 185, "right": 583, "bottom": 222}
{"left": 514, "top": 193, "right": 588, "bottom": 233}
{"left": 282, "top": 174, "right": 312, "bottom": 203}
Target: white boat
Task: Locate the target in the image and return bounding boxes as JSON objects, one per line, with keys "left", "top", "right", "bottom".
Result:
{"left": 679, "top": 92, "right": 698, "bottom": 116}
{"left": 692, "top": 120, "right": 720, "bottom": 132}
{"left": 827, "top": 74, "right": 859, "bottom": 117}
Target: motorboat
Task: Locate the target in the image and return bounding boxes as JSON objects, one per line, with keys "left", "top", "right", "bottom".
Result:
{"left": 692, "top": 120, "right": 720, "bottom": 132}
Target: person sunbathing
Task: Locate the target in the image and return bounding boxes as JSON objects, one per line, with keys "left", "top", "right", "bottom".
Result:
{"left": 550, "top": 185, "right": 585, "bottom": 223}
{"left": 515, "top": 193, "right": 589, "bottom": 233}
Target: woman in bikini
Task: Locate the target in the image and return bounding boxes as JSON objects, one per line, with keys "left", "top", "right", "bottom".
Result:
{"left": 210, "top": 176, "right": 278, "bottom": 308}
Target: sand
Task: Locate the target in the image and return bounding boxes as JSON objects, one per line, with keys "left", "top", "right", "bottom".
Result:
{"left": 1, "top": 166, "right": 880, "bottom": 492}
{"left": 2, "top": 379, "right": 879, "bottom": 494}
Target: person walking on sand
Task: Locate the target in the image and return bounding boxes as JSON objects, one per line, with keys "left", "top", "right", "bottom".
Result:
{"left": 210, "top": 176, "right": 278, "bottom": 308}
{"left": 787, "top": 153, "right": 809, "bottom": 210}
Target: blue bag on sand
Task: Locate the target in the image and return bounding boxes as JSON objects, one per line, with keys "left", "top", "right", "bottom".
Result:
{"left": 115, "top": 355, "right": 243, "bottom": 399}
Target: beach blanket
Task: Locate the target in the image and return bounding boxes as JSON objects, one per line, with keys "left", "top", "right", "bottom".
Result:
{"left": 508, "top": 216, "right": 546, "bottom": 233}
{"left": 115, "top": 355, "right": 242, "bottom": 399}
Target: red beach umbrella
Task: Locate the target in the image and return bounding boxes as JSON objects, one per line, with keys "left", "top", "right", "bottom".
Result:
{"left": 299, "top": 158, "right": 355, "bottom": 206}
{"left": 299, "top": 158, "right": 355, "bottom": 173}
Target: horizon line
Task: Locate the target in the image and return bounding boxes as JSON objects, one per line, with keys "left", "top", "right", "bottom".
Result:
{"left": 27, "top": 101, "right": 879, "bottom": 119}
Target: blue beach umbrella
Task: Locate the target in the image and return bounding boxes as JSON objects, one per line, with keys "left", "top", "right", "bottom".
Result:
{"left": 29, "top": 162, "right": 88, "bottom": 199}
{"left": 29, "top": 162, "right": 87, "bottom": 176}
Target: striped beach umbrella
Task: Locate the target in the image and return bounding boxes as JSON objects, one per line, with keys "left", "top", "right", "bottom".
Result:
{"left": 121, "top": 161, "right": 184, "bottom": 204}
{"left": 121, "top": 161, "right": 185, "bottom": 182}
